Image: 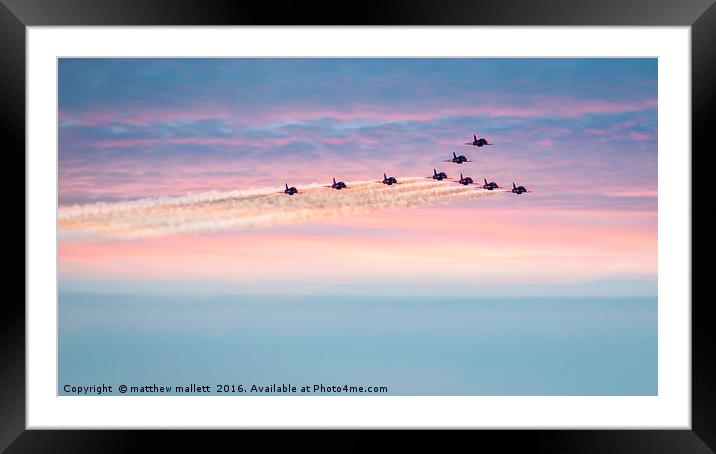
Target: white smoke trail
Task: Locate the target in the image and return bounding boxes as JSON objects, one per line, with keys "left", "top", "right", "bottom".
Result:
{"left": 59, "top": 177, "right": 503, "bottom": 239}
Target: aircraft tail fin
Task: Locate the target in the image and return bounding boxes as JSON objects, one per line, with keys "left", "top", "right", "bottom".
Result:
{"left": 474, "top": 134, "right": 477, "bottom": 141}
{"left": 285, "top": 183, "right": 288, "bottom": 190}
{"left": 513, "top": 182, "right": 516, "bottom": 189}
{"left": 461, "top": 173, "right": 464, "bottom": 179}
{"left": 484, "top": 178, "right": 488, "bottom": 185}
{"left": 333, "top": 177, "right": 336, "bottom": 184}
{"left": 384, "top": 173, "right": 387, "bottom": 179}
{"left": 453, "top": 152, "right": 457, "bottom": 158}
{"left": 434, "top": 168, "right": 437, "bottom": 175}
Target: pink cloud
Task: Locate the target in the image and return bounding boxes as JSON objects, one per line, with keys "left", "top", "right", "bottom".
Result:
{"left": 537, "top": 138, "right": 555, "bottom": 148}
{"left": 251, "top": 98, "right": 657, "bottom": 126}
{"left": 58, "top": 204, "right": 656, "bottom": 285}
{"left": 58, "top": 139, "right": 657, "bottom": 207}
{"left": 83, "top": 134, "right": 383, "bottom": 151}
{"left": 167, "top": 137, "right": 246, "bottom": 146}
{"left": 60, "top": 104, "right": 233, "bottom": 127}
{"left": 91, "top": 138, "right": 161, "bottom": 149}
{"left": 585, "top": 128, "right": 609, "bottom": 136}
{"left": 628, "top": 131, "right": 653, "bottom": 141}
{"left": 59, "top": 97, "right": 658, "bottom": 128}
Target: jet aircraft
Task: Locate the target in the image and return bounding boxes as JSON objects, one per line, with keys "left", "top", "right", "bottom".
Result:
{"left": 282, "top": 183, "right": 298, "bottom": 195}
{"left": 465, "top": 134, "right": 492, "bottom": 147}
{"left": 481, "top": 178, "right": 499, "bottom": 191}
{"left": 326, "top": 177, "right": 347, "bottom": 190}
{"left": 511, "top": 182, "right": 529, "bottom": 194}
{"left": 444, "top": 151, "right": 470, "bottom": 164}
{"left": 455, "top": 173, "right": 474, "bottom": 185}
{"left": 428, "top": 169, "right": 448, "bottom": 181}
{"left": 377, "top": 173, "right": 398, "bottom": 185}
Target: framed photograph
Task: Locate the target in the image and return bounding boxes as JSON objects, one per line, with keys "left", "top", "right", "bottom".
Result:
{"left": 7, "top": 0, "right": 711, "bottom": 450}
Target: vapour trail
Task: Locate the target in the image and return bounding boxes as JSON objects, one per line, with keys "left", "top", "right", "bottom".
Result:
{"left": 58, "top": 177, "right": 503, "bottom": 239}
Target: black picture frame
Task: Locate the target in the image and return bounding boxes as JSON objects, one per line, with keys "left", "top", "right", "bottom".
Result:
{"left": 5, "top": 0, "right": 711, "bottom": 451}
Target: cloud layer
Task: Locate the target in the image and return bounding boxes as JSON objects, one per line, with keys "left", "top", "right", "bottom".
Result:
{"left": 57, "top": 59, "right": 657, "bottom": 295}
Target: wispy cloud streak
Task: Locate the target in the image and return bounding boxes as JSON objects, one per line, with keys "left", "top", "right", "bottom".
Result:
{"left": 59, "top": 177, "right": 502, "bottom": 239}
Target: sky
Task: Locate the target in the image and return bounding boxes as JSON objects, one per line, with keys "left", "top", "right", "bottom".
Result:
{"left": 57, "top": 58, "right": 657, "bottom": 298}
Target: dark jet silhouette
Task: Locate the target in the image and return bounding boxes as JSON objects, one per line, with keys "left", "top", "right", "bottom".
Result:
{"left": 428, "top": 169, "right": 448, "bottom": 181}
{"left": 377, "top": 172, "right": 398, "bottom": 185}
{"left": 444, "top": 151, "right": 470, "bottom": 164}
{"left": 455, "top": 173, "right": 474, "bottom": 185}
{"left": 481, "top": 178, "right": 499, "bottom": 191}
{"left": 282, "top": 183, "right": 298, "bottom": 195}
{"left": 326, "top": 177, "right": 347, "bottom": 190}
{"left": 465, "top": 134, "right": 492, "bottom": 147}
{"left": 511, "top": 182, "right": 529, "bottom": 194}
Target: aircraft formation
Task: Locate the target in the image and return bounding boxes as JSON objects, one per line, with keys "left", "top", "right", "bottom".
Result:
{"left": 282, "top": 133, "right": 530, "bottom": 196}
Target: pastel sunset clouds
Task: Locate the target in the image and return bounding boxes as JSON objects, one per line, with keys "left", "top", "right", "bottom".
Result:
{"left": 58, "top": 58, "right": 657, "bottom": 296}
